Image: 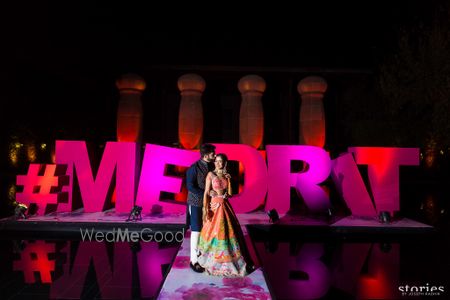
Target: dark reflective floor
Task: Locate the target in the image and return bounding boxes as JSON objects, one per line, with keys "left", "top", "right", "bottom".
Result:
{"left": 0, "top": 239, "right": 181, "bottom": 300}
{"left": 1, "top": 171, "right": 449, "bottom": 299}
{"left": 1, "top": 228, "right": 449, "bottom": 300}
{"left": 248, "top": 226, "right": 450, "bottom": 300}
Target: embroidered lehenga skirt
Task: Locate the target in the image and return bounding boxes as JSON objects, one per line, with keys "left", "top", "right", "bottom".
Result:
{"left": 197, "top": 196, "right": 247, "bottom": 277}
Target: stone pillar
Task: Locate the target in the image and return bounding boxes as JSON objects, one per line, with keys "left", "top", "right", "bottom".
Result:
{"left": 116, "top": 74, "right": 146, "bottom": 143}
{"left": 177, "top": 74, "right": 206, "bottom": 149}
{"left": 238, "top": 75, "right": 266, "bottom": 149}
{"left": 297, "top": 76, "right": 328, "bottom": 148}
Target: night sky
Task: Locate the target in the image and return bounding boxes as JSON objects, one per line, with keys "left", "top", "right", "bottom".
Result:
{"left": 0, "top": 1, "right": 440, "bottom": 143}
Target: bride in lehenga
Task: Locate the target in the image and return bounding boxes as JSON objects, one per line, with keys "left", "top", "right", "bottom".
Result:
{"left": 197, "top": 153, "right": 254, "bottom": 277}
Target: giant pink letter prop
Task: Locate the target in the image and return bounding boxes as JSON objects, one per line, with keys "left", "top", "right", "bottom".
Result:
{"left": 349, "top": 147, "right": 419, "bottom": 215}
{"left": 214, "top": 144, "right": 268, "bottom": 213}
{"left": 56, "top": 141, "right": 137, "bottom": 213}
{"left": 331, "top": 153, "right": 376, "bottom": 217}
{"left": 136, "top": 144, "right": 198, "bottom": 213}
{"left": 266, "top": 146, "right": 331, "bottom": 214}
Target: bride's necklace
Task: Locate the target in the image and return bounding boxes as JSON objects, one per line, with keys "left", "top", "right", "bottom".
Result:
{"left": 215, "top": 169, "right": 224, "bottom": 178}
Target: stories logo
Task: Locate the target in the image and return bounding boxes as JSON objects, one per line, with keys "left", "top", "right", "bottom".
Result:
{"left": 398, "top": 283, "right": 445, "bottom": 297}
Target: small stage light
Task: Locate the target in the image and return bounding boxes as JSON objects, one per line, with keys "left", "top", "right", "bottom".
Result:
{"left": 126, "top": 205, "right": 142, "bottom": 222}
{"left": 14, "top": 203, "right": 28, "bottom": 220}
{"left": 267, "top": 209, "right": 279, "bottom": 223}
{"left": 379, "top": 211, "right": 391, "bottom": 224}
{"left": 326, "top": 208, "right": 333, "bottom": 221}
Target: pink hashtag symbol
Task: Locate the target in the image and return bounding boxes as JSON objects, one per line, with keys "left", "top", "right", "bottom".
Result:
{"left": 16, "top": 164, "right": 69, "bottom": 216}
{"left": 13, "top": 240, "right": 56, "bottom": 283}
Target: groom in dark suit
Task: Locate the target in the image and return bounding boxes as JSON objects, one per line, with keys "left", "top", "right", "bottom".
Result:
{"left": 186, "top": 143, "right": 216, "bottom": 272}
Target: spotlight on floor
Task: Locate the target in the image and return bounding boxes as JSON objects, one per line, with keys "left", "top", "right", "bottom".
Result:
{"left": 267, "top": 209, "right": 279, "bottom": 224}
{"left": 379, "top": 211, "right": 391, "bottom": 224}
{"left": 126, "top": 205, "right": 142, "bottom": 222}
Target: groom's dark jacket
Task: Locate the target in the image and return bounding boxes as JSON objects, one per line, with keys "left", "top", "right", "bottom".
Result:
{"left": 186, "top": 160, "right": 212, "bottom": 207}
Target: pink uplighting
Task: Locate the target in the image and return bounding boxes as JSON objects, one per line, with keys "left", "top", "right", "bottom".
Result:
{"left": 331, "top": 153, "right": 377, "bottom": 217}
{"left": 266, "top": 145, "right": 331, "bottom": 214}
{"left": 30, "top": 141, "right": 419, "bottom": 217}
{"left": 136, "top": 144, "right": 198, "bottom": 213}
{"left": 55, "top": 141, "right": 137, "bottom": 213}
{"left": 348, "top": 147, "right": 420, "bottom": 215}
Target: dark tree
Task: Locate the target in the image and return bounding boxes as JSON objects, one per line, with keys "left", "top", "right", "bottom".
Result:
{"left": 379, "top": 2, "right": 450, "bottom": 150}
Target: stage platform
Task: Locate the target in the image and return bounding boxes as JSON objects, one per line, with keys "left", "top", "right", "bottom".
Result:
{"left": 0, "top": 209, "right": 435, "bottom": 238}
{"left": 157, "top": 231, "right": 273, "bottom": 299}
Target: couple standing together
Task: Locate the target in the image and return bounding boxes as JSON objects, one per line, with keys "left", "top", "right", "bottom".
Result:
{"left": 186, "top": 143, "right": 254, "bottom": 277}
